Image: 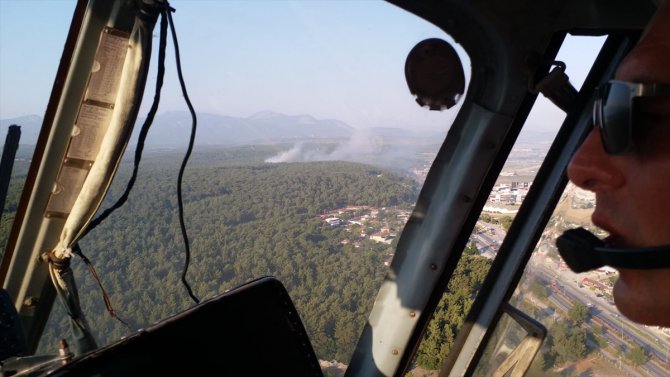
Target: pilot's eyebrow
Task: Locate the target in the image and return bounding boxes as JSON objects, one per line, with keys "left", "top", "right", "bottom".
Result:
{"left": 634, "top": 97, "right": 670, "bottom": 118}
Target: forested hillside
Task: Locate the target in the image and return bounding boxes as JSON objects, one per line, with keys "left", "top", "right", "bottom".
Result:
{"left": 2, "top": 146, "right": 490, "bottom": 368}
{"left": 415, "top": 255, "right": 492, "bottom": 369}
{"left": 23, "top": 147, "right": 415, "bottom": 362}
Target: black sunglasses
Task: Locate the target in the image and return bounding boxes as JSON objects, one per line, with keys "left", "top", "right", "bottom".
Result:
{"left": 593, "top": 80, "right": 670, "bottom": 154}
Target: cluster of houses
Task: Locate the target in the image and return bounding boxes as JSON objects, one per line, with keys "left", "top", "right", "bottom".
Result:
{"left": 320, "top": 206, "right": 411, "bottom": 248}
{"left": 487, "top": 180, "right": 596, "bottom": 208}
{"left": 487, "top": 181, "right": 532, "bottom": 205}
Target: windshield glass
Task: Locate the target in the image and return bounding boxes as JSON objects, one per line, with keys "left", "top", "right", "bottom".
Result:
{"left": 466, "top": 36, "right": 670, "bottom": 377}
{"left": 0, "top": 1, "right": 468, "bottom": 371}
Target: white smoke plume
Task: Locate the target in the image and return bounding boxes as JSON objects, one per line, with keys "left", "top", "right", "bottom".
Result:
{"left": 265, "top": 129, "right": 384, "bottom": 163}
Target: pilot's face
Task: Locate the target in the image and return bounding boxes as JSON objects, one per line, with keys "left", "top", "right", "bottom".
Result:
{"left": 566, "top": 2, "right": 670, "bottom": 327}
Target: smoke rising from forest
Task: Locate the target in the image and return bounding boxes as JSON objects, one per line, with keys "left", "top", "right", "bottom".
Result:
{"left": 265, "top": 130, "right": 385, "bottom": 163}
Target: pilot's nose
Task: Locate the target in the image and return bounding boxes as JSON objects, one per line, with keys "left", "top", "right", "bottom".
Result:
{"left": 567, "top": 127, "right": 625, "bottom": 192}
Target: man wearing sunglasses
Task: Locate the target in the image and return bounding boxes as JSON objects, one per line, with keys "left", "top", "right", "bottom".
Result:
{"left": 565, "top": 0, "right": 670, "bottom": 327}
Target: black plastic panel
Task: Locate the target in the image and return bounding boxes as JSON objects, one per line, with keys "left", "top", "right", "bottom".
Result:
{"left": 48, "top": 276, "right": 323, "bottom": 377}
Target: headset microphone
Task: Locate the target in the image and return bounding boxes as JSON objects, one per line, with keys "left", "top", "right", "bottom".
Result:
{"left": 556, "top": 227, "right": 670, "bottom": 273}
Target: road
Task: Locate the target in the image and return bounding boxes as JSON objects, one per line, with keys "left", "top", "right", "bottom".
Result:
{"left": 534, "top": 260, "right": 670, "bottom": 376}
{"left": 471, "top": 221, "right": 506, "bottom": 257}
{"left": 469, "top": 220, "right": 670, "bottom": 375}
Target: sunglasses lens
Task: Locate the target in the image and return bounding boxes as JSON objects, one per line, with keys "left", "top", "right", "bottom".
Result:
{"left": 598, "top": 82, "right": 632, "bottom": 154}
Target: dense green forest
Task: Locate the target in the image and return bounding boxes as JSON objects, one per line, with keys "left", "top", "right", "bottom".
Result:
{"left": 415, "top": 255, "right": 492, "bottom": 369}
{"left": 2, "top": 146, "right": 417, "bottom": 362}
{"left": 2, "top": 145, "right": 492, "bottom": 369}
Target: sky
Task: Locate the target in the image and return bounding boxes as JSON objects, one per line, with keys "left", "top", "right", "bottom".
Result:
{"left": 0, "top": 0, "right": 604, "bottom": 132}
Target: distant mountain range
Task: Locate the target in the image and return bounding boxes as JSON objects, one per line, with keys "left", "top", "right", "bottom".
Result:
{"left": 0, "top": 111, "right": 350, "bottom": 148}
{"left": 0, "top": 110, "right": 554, "bottom": 149}
{"left": 0, "top": 115, "right": 42, "bottom": 145}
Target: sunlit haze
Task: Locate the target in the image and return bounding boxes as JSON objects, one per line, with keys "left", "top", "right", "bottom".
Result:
{"left": 0, "top": 0, "right": 603, "bottom": 132}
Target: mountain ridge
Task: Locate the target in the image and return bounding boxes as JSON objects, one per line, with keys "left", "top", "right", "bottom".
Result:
{"left": 1, "top": 111, "right": 555, "bottom": 148}
{"left": 1, "top": 111, "right": 445, "bottom": 147}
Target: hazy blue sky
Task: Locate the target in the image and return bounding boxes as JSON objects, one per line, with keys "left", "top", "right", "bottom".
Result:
{"left": 0, "top": 0, "right": 603, "bottom": 132}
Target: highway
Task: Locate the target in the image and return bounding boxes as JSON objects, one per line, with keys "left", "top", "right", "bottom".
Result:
{"left": 534, "top": 259, "right": 670, "bottom": 376}
{"left": 470, "top": 220, "right": 670, "bottom": 375}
